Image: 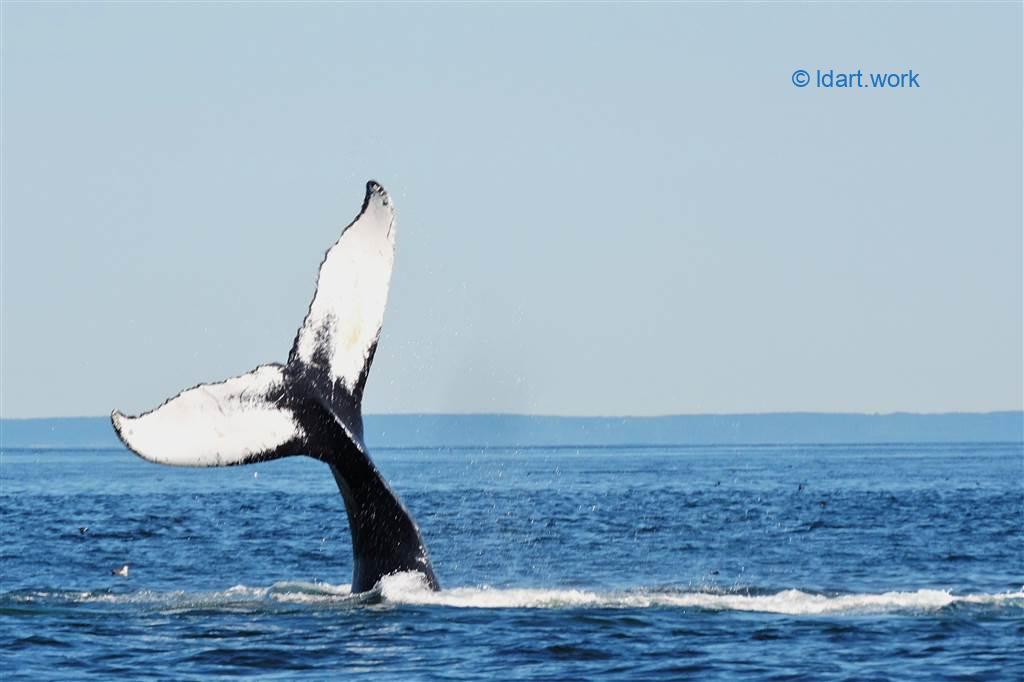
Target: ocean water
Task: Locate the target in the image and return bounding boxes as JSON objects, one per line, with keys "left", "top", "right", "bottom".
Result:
{"left": 1, "top": 441, "right": 1021, "bottom": 679}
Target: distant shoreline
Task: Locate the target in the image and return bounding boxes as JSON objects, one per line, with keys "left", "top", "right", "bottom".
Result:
{"left": 2, "top": 412, "right": 1021, "bottom": 449}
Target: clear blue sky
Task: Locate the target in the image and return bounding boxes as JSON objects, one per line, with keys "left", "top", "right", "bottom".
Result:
{"left": 2, "top": 2, "right": 1021, "bottom": 418}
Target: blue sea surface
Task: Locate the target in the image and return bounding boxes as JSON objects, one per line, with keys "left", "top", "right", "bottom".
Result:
{"left": 1, "top": 441, "right": 1021, "bottom": 679}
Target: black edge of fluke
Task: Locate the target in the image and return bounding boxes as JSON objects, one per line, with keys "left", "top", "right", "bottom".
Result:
{"left": 109, "top": 180, "right": 440, "bottom": 594}
{"left": 362, "top": 179, "right": 385, "bottom": 213}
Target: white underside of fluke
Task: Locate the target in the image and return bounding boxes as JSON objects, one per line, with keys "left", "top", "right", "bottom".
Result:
{"left": 112, "top": 365, "right": 303, "bottom": 467}
{"left": 292, "top": 188, "right": 396, "bottom": 392}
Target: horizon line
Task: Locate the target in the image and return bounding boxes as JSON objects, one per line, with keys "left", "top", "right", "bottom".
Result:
{"left": 2, "top": 409, "right": 1022, "bottom": 422}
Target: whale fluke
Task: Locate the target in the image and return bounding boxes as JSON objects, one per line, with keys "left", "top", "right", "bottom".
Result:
{"left": 112, "top": 181, "right": 439, "bottom": 593}
{"left": 111, "top": 364, "right": 303, "bottom": 467}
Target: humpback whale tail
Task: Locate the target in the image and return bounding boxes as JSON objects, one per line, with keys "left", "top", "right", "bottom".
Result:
{"left": 111, "top": 181, "right": 439, "bottom": 593}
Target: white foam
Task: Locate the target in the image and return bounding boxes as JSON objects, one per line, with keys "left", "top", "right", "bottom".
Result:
{"left": 267, "top": 580, "right": 355, "bottom": 604}
{"left": 9, "top": 580, "right": 1022, "bottom": 616}
{"left": 376, "top": 573, "right": 1024, "bottom": 615}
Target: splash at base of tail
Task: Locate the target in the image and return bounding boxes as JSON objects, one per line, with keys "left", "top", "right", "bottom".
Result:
{"left": 111, "top": 181, "right": 439, "bottom": 593}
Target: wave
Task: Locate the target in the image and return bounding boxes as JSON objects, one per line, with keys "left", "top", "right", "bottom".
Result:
{"left": 4, "top": 575, "right": 1022, "bottom": 616}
